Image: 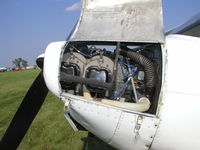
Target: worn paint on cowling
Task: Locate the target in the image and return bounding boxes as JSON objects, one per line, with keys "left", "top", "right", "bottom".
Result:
{"left": 69, "top": 0, "right": 164, "bottom": 43}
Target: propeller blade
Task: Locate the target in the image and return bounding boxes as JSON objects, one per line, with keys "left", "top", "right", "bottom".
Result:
{"left": 0, "top": 71, "right": 48, "bottom": 150}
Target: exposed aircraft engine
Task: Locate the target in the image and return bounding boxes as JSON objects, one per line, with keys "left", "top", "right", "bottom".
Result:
{"left": 60, "top": 42, "right": 162, "bottom": 113}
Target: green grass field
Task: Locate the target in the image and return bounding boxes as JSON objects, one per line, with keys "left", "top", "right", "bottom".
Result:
{"left": 0, "top": 70, "right": 115, "bottom": 150}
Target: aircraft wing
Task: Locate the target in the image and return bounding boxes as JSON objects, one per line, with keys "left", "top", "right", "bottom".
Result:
{"left": 166, "top": 13, "right": 200, "bottom": 37}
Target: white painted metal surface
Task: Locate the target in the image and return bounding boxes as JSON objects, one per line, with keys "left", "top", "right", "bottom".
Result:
{"left": 69, "top": 0, "right": 164, "bottom": 43}
{"left": 62, "top": 93, "right": 159, "bottom": 150}
{"left": 151, "top": 35, "right": 200, "bottom": 150}
{"left": 43, "top": 41, "right": 65, "bottom": 98}
{"left": 109, "top": 112, "right": 159, "bottom": 150}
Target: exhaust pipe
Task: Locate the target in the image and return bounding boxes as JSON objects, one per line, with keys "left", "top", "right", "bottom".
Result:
{"left": 83, "top": 87, "right": 150, "bottom": 112}
{"left": 100, "top": 97, "right": 150, "bottom": 112}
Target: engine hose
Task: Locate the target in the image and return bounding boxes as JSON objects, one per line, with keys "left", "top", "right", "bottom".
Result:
{"left": 120, "top": 50, "right": 155, "bottom": 94}
{"left": 60, "top": 72, "right": 114, "bottom": 90}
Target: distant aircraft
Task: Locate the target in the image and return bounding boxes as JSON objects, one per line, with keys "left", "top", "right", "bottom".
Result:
{"left": 0, "top": 67, "right": 7, "bottom": 72}
{"left": 1, "top": 0, "right": 200, "bottom": 150}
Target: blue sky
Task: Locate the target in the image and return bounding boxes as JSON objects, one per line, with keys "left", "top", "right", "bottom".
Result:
{"left": 0, "top": 0, "right": 200, "bottom": 67}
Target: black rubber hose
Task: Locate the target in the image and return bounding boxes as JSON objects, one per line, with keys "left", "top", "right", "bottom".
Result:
{"left": 60, "top": 73, "right": 114, "bottom": 90}
{"left": 120, "top": 50, "right": 155, "bottom": 94}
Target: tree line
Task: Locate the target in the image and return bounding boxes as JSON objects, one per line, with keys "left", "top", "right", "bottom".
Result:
{"left": 12, "top": 58, "right": 28, "bottom": 69}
